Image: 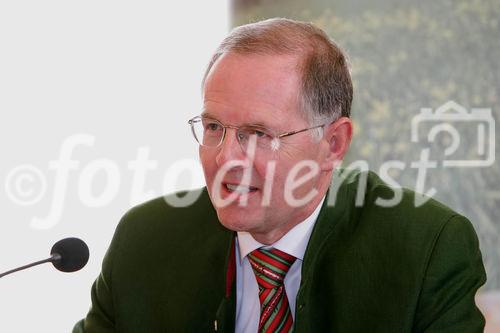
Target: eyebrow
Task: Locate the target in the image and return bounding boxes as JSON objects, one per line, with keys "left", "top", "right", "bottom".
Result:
{"left": 200, "top": 111, "right": 275, "bottom": 129}
{"left": 200, "top": 111, "right": 217, "bottom": 119}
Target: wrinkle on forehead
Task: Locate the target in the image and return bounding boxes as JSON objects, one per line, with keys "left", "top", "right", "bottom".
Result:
{"left": 202, "top": 98, "right": 285, "bottom": 129}
{"left": 203, "top": 52, "right": 305, "bottom": 131}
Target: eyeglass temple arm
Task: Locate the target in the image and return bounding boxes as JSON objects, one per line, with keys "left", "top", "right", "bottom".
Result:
{"left": 277, "top": 124, "right": 326, "bottom": 138}
{"left": 188, "top": 116, "right": 202, "bottom": 125}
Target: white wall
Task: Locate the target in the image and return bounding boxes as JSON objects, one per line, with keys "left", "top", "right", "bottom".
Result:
{"left": 0, "top": 1, "right": 229, "bottom": 332}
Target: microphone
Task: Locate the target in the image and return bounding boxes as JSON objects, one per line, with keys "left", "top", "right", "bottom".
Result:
{"left": 0, "top": 237, "right": 89, "bottom": 278}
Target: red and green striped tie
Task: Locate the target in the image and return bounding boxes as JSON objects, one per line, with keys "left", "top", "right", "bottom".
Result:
{"left": 248, "top": 248, "right": 297, "bottom": 333}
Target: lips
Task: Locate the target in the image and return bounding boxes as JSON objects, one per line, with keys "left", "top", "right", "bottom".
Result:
{"left": 224, "top": 183, "right": 259, "bottom": 194}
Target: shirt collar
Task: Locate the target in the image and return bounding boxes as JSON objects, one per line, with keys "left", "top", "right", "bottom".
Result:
{"left": 236, "top": 196, "right": 325, "bottom": 264}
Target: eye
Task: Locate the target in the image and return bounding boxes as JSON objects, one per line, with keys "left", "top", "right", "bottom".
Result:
{"left": 248, "top": 127, "right": 269, "bottom": 138}
{"left": 237, "top": 126, "right": 273, "bottom": 146}
{"left": 254, "top": 129, "right": 266, "bottom": 137}
{"left": 204, "top": 122, "right": 222, "bottom": 132}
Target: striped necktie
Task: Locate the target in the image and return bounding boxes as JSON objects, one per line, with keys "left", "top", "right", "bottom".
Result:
{"left": 247, "top": 247, "right": 297, "bottom": 333}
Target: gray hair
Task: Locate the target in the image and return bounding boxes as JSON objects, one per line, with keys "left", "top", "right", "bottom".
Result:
{"left": 202, "top": 18, "right": 353, "bottom": 137}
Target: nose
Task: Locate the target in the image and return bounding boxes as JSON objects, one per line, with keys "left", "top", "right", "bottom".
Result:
{"left": 215, "top": 128, "right": 250, "bottom": 168}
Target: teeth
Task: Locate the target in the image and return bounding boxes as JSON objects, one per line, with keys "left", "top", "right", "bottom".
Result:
{"left": 226, "top": 184, "right": 252, "bottom": 193}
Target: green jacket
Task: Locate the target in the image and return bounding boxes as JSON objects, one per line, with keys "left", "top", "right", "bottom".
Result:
{"left": 73, "top": 169, "right": 486, "bottom": 332}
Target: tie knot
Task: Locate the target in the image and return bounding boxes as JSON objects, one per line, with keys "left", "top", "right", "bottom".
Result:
{"left": 248, "top": 248, "right": 296, "bottom": 289}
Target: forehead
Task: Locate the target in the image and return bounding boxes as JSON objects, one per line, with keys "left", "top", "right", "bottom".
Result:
{"left": 203, "top": 52, "right": 305, "bottom": 127}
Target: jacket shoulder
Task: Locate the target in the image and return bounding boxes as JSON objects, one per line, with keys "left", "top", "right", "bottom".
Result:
{"left": 335, "top": 168, "right": 461, "bottom": 230}
{"left": 108, "top": 187, "right": 227, "bottom": 262}
{"left": 323, "top": 168, "right": 478, "bottom": 266}
{"left": 118, "top": 187, "right": 217, "bottom": 232}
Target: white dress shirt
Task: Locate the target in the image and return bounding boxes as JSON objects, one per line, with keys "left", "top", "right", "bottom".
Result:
{"left": 234, "top": 197, "right": 325, "bottom": 333}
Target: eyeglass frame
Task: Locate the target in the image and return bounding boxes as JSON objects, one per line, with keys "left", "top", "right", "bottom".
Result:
{"left": 187, "top": 115, "right": 327, "bottom": 150}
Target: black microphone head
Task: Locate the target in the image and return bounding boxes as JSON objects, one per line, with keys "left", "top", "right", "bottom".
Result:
{"left": 50, "top": 238, "right": 89, "bottom": 273}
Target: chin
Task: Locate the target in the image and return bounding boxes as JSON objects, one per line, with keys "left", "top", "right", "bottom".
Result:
{"left": 215, "top": 207, "right": 262, "bottom": 232}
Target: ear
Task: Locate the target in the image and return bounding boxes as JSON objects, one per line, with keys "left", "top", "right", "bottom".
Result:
{"left": 320, "top": 117, "right": 353, "bottom": 172}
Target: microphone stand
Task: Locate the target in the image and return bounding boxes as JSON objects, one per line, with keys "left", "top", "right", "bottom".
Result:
{"left": 0, "top": 253, "right": 61, "bottom": 278}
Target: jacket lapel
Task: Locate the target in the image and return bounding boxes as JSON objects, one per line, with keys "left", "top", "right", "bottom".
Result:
{"left": 301, "top": 168, "right": 358, "bottom": 277}
{"left": 214, "top": 233, "right": 237, "bottom": 332}
{"left": 294, "top": 168, "right": 360, "bottom": 331}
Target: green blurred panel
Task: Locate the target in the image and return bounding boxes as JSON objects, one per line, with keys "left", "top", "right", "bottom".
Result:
{"left": 231, "top": 0, "right": 500, "bottom": 290}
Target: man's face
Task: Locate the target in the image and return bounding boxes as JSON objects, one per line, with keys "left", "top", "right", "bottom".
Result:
{"left": 200, "top": 52, "right": 328, "bottom": 242}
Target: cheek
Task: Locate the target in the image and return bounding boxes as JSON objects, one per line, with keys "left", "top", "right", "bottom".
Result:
{"left": 256, "top": 159, "right": 290, "bottom": 195}
{"left": 251, "top": 159, "right": 267, "bottom": 178}
{"left": 270, "top": 158, "right": 319, "bottom": 196}
{"left": 199, "top": 150, "right": 216, "bottom": 182}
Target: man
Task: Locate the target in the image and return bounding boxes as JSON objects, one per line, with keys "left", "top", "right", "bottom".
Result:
{"left": 74, "top": 18, "right": 486, "bottom": 332}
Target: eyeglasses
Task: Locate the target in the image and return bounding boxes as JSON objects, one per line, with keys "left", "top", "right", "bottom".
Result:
{"left": 188, "top": 115, "right": 326, "bottom": 153}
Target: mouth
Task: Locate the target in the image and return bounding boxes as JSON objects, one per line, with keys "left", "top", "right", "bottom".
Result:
{"left": 224, "top": 183, "right": 259, "bottom": 194}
